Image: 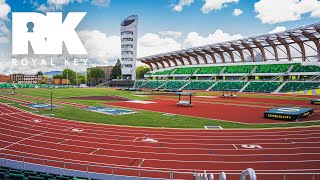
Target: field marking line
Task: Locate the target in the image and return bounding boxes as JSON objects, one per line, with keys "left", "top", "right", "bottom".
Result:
{"left": 232, "top": 144, "right": 238, "bottom": 150}
{"left": 1, "top": 132, "right": 44, "bottom": 150}
{"left": 133, "top": 137, "right": 139, "bottom": 142}
{"left": 89, "top": 148, "right": 100, "bottom": 155}
{"left": 138, "top": 159, "right": 145, "bottom": 167}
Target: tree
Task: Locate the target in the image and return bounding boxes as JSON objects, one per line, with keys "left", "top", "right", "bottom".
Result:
{"left": 35, "top": 71, "right": 43, "bottom": 76}
{"left": 110, "top": 59, "right": 121, "bottom": 79}
{"left": 62, "top": 69, "right": 76, "bottom": 84}
{"left": 136, "top": 66, "right": 150, "bottom": 79}
{"left": 77, "top": 73, "right": 86, "bottom": 84}
{"left": 53, "top": 74, "right": 62, "bottom": 79}
{"left": 89, "top": 68, "right": 105, "bottom": 85}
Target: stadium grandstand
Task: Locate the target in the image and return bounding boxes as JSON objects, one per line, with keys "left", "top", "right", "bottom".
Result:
{"left": 135, "top": 23, "right": 320, "bottom": 94}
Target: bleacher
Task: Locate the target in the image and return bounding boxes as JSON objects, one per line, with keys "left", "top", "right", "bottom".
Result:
{"left": 223, "top": 65, "right": 254, "bottom": 74}
{"left": 15, "top": 84, "right": 35, "bottom": 88}
{"left": 173, "top": 67, "right": 198, "bottom": 75}
{"left": 162, "top": 81, "right": 188, "bottom": 89}
{"left": 291, "top": 64, "right": 320, "bottom": 73}
{"left": 210, "top": 82, "right": 246, "bottom": 91}
{"left": 134, "top": 80, "right": 147, "bottom": 88}
{"left": 139, "top": 81, "right": 165, "bottom": 89}
{"left": 154, "top": 69, "right": 174, "bottom": 76}
{"left": 0, "top": 83, "right": 14, "bottom": 89}
{"left": 183, "top": 81, "right": 214, "bottom": 90}
{"left": 254, "top": 64, "right": 291, "bottom": 73}
{"left": 0, "top": 166, "right": 94, "bottom": 180}
{"left": 196, "top": 66, "right": 223, "bottom": 74}
{"left": 279, "top": 82, "right": 320, "bottom": 92}
{"left": 243, "top": 82, "right": 282, "bottom": 93}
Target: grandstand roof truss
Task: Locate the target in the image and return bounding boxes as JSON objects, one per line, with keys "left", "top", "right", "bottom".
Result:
{"left": 139, "top": 23, "right": 320, "bottom": 71}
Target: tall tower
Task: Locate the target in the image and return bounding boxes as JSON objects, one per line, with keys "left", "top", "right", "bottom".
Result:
{"left": 120, "top": 15, "right": 138, "bottom": 81}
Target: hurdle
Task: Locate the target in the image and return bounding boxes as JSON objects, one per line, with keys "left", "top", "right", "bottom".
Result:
{"left": 221, "top": 89, "right": 238, "bottom": 98}
{"left": 176, "top": 92, "right": 193, "bottom": 107}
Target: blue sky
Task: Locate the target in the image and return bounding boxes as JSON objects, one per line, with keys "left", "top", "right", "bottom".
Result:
{"left": 0, "top": 0, "right": 319, "bottom": 74}
{"left": 3, "top": 0, "right": 320, "bottom": 37}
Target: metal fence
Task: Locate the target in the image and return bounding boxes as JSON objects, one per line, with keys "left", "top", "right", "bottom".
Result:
{"left": 1, "top": 153, "right": 320, "bottom": 180}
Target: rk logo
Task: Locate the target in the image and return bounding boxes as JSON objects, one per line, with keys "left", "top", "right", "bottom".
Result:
{"left": 12, "top": 12, "right": 87, "bottom": 55}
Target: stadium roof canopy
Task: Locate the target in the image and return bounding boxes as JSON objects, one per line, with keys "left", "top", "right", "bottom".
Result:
{"left": 138, "top": 23, "right": 320, "bottom": 70}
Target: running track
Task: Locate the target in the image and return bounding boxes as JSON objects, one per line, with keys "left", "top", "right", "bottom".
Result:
{"left": 0, "top": 104, "right": 320, "bottom": 179}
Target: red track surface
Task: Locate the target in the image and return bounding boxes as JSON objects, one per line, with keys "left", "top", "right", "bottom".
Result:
{"left": 1, "top": 102, "right": 320, "bottom": 180}
{"left": 109, "top": 96, "right": 320, "bottom": 124}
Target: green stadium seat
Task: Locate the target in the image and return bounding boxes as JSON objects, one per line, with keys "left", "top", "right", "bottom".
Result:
{"left": 8, "top": 173, "right": 26, "bottom": 180}
{"left": 210, "top": 82, "right": 246, "bottom": 91}
{"left": 140, "top": 81, "right": 165, "bottom": 89}
{"left": 28, "top": 176, "right": 45, "bottom": 180}
{"left": 183, "top": 81, "right": 214, "bottom": 90}
{"left": 162, "top": 81, "right": 188, "bottom": 89}
{"left": 223, "top": 65, "right": 254, "bottom": 74}
{"left": 173, "top": 67, "right": 198, "bottom": 75}
{"left": 154, "top": 69, "right": 174, "bottom": 75}
{"left": 196, "top": 66, "right": 223, "bottom": 74}
{"left": 0, "top": 172, "right": 7, "bottom": 180}
{"left": 243, "top": 82, "right": 282, "bottom": 93}
{"left": 255, "top": 64, "right": 291, "bottom": 73}
{"left": 279, "top": 82, "right": 320, "bottom": 92}
{"left": 291, "top": 64, "right": 320, "bottom": 73}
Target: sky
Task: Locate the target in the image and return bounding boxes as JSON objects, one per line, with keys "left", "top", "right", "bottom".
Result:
{"left": 0, "top": 0, "right": 320, "bottom": 74}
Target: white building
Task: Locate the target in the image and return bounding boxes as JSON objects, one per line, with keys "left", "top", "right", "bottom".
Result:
{"left": 120, "top": 15, "right": 138, "bottom": 80}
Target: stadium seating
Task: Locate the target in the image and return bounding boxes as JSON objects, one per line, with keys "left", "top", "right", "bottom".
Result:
{"left": 279, "top": 82, "right": 320, "bottom": 92}
{"left": 134, "top": 80, "right": 147, "bottom": 88}
{"left": 223, "top": 65, "right": 254, "bottom": 74}
{"left": 183, "top": 81, "right": 214, "bottom": 90}
{"left": 210, "top": 82, "right": 246, "bottom": 91}
{"left": 0, "top": 166, "right": 93, "bottom": 180}
{"left": 162, "top": 81, "right": 188, "bottom": 89}
{"left": 196, "top": 66, "right": 223, "bottom": 74}
{"left": 154, "top": 69, "right": 174, "bottom": 75}
{"left": 139, "top": 81, "right": 165, "bottom": 89}
{"left": 243, "top": 82, "right": 282, "bottom": 93}
{"left": 291, "top": 64, "right": 320, "bottom": 73}
{"left": 15, "top": 84, "right": 36, "bottom": 88}
{"left": 173, "top": 67, "right": 198, "bottom": 75}
{"left": 144, "top": 71, "right": 153, "bottom": 76}
{"left": 0, "top": 83, "right": 14, "bottom": 89}
{"left": 255, "top": 64, "right": 291, "bottom": 73}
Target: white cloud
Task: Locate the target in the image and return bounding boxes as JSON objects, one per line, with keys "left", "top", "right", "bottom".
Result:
{"left": 201, "top": 0, "right": 239, "bottom": 14}
{"left": 78, "top": 30, "right": 121, "bottom": 63}
{"left": 183, "top": 29, "right": 243, "bottom": 48}
{"left": 138, "top": 33, "right": 181, "bottom": 57}
{"left": 47, "top": 0, "right": 71, "bottom": 9}
{"left": 158, "top": 31, "right": 182, "bottom": 38}
{"left": 233, "top": 8, "right": 243, "bottom": 16}
{"left": 254, "top": 0, "right": 320, "bottom": 24}
{"left": 0, "top": 22, "right": 9, "bottom": 33}
{"left": 0, "top": 0, "right": 11, "bottom": 21}
{"left": 268, "top": 26, "right": 287, "bottom": 34}
{"left": 36, "top": 4, "right": 55, "bottom": 12}
{"left": 0, "top": 36, "right": 8, "bottom": 44}
{"left": 172, "top": 0, "right": 194, "bottom": 12}
{"left": 91, "top": 0, "right": 110, "bottom": 7}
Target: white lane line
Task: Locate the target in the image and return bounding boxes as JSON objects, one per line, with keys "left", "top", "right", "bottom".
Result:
{"left": 89, "top": 148, "right": 100, "bottom": 155}
{"left": 1, "top": 133, "right": 43, "bottom": 150}
{"left": 133, "top": 137, "right": 139, "bottom": 142}
{"left": 233, "top": 144, "right": 238, "bottom": 150}
{"left": 138, "top": 159, "right": 145, "bottom": 167}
